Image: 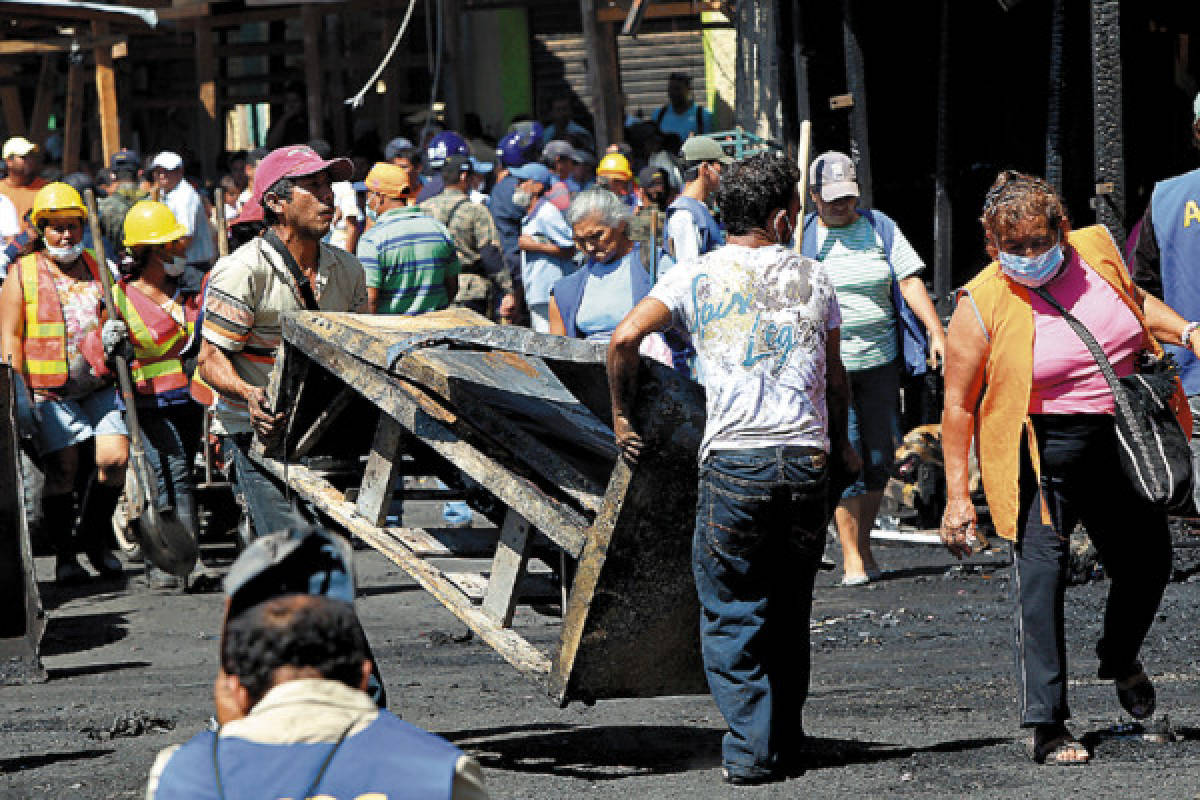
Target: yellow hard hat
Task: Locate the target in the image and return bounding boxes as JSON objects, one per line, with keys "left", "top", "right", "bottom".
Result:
{"left": 30, "top": 182, "right": 86, "bottom": 227}
{"left": 596, "top": 153, "right": 632, "bottom": 181}
{"left": 123, "top": 200, "right": 189, "bottom": 247}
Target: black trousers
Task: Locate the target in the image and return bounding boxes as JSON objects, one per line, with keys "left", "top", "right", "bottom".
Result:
{"left": 1013, "top": 414, "right": 1173, "bottom": 726}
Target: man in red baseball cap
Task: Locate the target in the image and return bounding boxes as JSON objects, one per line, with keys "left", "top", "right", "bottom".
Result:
{"left": 197, "top": 145, "right": 368, "bottom": 541}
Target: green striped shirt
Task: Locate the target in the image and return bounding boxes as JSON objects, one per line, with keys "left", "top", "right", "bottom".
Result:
{"left": 356, "top": 206, "right": 461, "bottom": 315}
{"left": 815, "top": 215, "right": 924, "bottom": 371}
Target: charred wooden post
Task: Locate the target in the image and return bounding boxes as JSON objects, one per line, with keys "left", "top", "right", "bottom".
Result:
{"left": 91, "top": 20, "right": 120, "bottom": 165}
{"left": 193, "top": 21, "right": 218, "bottom": 182}
{"left": 842, "top": 0, "right": 873, "bottom": 206}
{"left": 734, "top": 0, "right": 782, "bottom": 141}
{"left": 1091, "top": 0, "right": 1125, "bottom": 242}
{"left": 933, "top": 0, "right": 952, "bottom": 308}
{"left": 581, "top": 0, "right": 623, "bottom": 150}
{"left": 1045, "top": 0, "right": 1066, "bottom": 192}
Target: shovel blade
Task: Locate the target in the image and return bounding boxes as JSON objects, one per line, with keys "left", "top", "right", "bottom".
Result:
{"left": 137, "top": 504, "right": 197, "bottom": 577}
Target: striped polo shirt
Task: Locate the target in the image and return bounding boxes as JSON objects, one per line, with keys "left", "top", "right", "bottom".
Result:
{"left": 815, "top": 214, "right": 924, "bottom": 371}
{"left": 356, "top": 206, "right": 461, "bottom": 315}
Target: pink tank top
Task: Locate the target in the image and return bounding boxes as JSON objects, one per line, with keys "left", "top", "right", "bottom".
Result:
{"left": 1028, "top": 251, "right": 1143, "bottom": 415}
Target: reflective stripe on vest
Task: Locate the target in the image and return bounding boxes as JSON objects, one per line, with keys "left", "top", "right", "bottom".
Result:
{"left": 19, "top": 252, "right": 100, "bottom": 389}
{"left": 114, "top": 281, "right": 190, "bottom": 395}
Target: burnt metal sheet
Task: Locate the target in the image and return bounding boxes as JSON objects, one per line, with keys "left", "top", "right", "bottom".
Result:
{"left": 0, "top": 365, "right": 46, "bottom": 684}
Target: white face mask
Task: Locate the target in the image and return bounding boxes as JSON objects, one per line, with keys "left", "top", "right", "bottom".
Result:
{"left": 163, "top": 256, "right": 186, "bottom": 277}
{"left": 45, "top": 241, "right": 85, "bottom": 264}
{"left": 512, "top": 189, "right": 532, "bottom": 209}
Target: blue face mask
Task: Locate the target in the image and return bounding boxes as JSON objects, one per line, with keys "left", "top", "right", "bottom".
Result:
{"left": 997, "top": 241, "right": 1064, "bottom": 288}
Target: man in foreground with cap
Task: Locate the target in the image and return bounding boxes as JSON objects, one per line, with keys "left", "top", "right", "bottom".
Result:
{"left": 152, "top": 151, "right": 217, "bottom": 271}
{"left": 798, "top": 150, "right": 944, "bottom": 587}
{"left": 198, "top": 145, "right": 368, "bottom": 540}
{"left": 659, "top": 135, "right": 729, "bottom": 275}
{"left": 515, "top": 162, "right": 575, "bottom": 331}
{"left": 1, "top": 136, "right": 47, "bottom": 237}
{"left": 97, "top": 148, "right": 149, "bottom": 254}
{"left": 147, "top": 527, "right": 489, "bottom": 800}
{"left": 421, "top": 154, "right": 508, "bottom": 318}
{"left": 358, "top": 162, "right": 459, "bottom": 315}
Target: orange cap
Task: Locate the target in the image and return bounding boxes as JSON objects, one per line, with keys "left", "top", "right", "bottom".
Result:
{"left": 365, "top": 162, "right": 415, "bottom": 198}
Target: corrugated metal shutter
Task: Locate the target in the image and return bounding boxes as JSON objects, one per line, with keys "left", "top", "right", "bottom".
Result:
{"left": 531, "top": 30, "right": 707, "bottom": 132}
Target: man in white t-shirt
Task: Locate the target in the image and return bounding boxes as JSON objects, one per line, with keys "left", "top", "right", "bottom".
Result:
{"left": 152, "top": 151, "right": 217, "bottom": 269}
{"left": 607, "top": 153, "right": 857, "bottom": 786}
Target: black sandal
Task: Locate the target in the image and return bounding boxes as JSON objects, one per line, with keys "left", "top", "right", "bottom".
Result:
{"left": 1030, "top": 724, "right": 1090, "bottom": 766}
{"left": 1116, "top": 669, "right": 1156, "bottom": 720}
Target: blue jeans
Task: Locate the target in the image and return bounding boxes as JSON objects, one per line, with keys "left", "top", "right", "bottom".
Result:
{"left": 693, "top": 446, "right": 828, "bottom": 779}
{"left": 844, "top": 359, "right": 901, "bottom": 498}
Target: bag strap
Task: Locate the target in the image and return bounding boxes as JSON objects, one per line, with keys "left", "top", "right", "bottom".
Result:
{"left": 442, "top": 197, "right": 470, "bottom": 230}
{"left": 262, "top": 229, "right": 320, "bottom": 311}
{"left": 1031, "top": 286, "right": 1124, "bottom": 399}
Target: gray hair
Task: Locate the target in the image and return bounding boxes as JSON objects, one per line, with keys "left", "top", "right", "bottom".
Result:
{"left": 567, "top": 188, "right": 633, "bottom": 230}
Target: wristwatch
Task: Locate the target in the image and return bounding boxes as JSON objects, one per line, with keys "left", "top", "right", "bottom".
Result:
{"left": 1182, "top": 321, "right": 1200, "bottom": 352}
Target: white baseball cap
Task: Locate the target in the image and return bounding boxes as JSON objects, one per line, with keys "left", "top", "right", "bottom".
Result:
{"left": 150, "top": 151, "right": 184, "bottom": 171}
{"left": 2, "top": 136, "right": 38, "bottom": 159}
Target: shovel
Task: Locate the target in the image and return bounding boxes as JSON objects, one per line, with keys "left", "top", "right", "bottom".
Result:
{"left": 82, "top": 191, "right": 198, "bottom": 577}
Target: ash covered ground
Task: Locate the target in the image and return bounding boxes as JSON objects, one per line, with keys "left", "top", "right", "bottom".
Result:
{"left": 3, "top": 512, "right": 1200, "bottom": 799}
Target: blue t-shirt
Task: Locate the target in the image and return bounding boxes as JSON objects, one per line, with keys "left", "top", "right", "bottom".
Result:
{"left": 655, "top": 103, "right": 714, "bottom": 140}
{"left": 575, "top": 249, "right": 639, "bottom": 340}
{"left": 520, "top": 199, "right": 575, "bottom": 306}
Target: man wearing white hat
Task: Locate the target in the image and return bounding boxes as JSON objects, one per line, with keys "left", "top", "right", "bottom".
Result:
{"left": 152, "top": 151, "right": 216, "bottom": 270}
{"left": 2, "top": 136, "right": 47, "bottom": 237}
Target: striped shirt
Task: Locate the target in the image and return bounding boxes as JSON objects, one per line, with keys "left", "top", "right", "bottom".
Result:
{"left": 815, "top": 214, "right": 924, "bottom": 371}
{"left": 203, "top": 236, "right": 368, "bottom": 434}
{"left": 357, "top": 206, "right": 461, "bottom": 315}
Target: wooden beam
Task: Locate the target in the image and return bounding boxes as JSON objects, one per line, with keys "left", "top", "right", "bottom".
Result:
{"left": 356, "top": 415, "right": 407, "bottom": 527}
{"left": 324, "top": 13, "right": 348, "bottom": 153}
{"left": 481, "top": 510, "right": 532, "bottom": 627}
{"left": 193, "top": 21, "right": 218, "bottom": 182}
{"left": 92, "top": 21, "right": 121, "bottom": 165}
{"left": 27, "top": 55, "right": 54, "bottom": 147}
{"left": 0, "top": 62, "right": 24, "bottom": 138}
{"left": 62, "top": 57, "right": 85, "bottom": 174}
{"left": 0, "top": 35, "right": 127, "bottom": 57}
{"left": 581, "top": 0, "right": 622, "bottom": 150}
{"left": 301, "top": 4, "right": 324, "bottom": 141}
{"left": 598, "top": 1, "right": 722, "bottom": 24}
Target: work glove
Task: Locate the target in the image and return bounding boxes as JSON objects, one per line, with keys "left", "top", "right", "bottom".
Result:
{"left": 101, "top": 319, "right": 134, "bottom": 364}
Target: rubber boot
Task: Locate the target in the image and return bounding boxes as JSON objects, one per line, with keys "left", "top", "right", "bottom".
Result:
{"left": 77, "top": 476, "right": 124, "bottom": 578}
{"left": 43, "top": 493, "right": 86, "bottom": 585}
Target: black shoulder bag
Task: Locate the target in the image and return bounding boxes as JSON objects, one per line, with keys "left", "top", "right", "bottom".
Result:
{"left": 1033, "top": 285, "right": 1193, "bottom": 512}
{"left": 262, "top": 229, "right": 320, "bottom": 311}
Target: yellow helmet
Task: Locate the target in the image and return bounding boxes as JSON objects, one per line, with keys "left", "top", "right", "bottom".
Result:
{"left": 596, "top": 152, "right": 632, "bottom": 181}
{"left": 30, "top": 182, "right": 86, "bottom": 227}
{"left": 123, "top": 200, "right": 188, "bottom": 247}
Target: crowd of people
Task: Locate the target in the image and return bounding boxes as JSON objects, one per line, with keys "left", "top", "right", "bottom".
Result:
{"left": 5, "top": 74, "right": 1200, "bottom": 794}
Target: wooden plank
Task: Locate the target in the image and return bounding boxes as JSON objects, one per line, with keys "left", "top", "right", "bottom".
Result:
{"left": 292, "top": 385, "right": 356, "bottom": 460}
{"left": 280, "top": 319, "right": 589, "bottom": 557}
{"left": 482, "top": 510, "right": 532, "bottom": 626}
{"left": 193, "top": 21, "right": 218, "bottom": 182}
{"left": 394, "top": 526, "right": 499, "bottom": 558}
{"left": 301, "top": 4, "right": 324, "bottom": 141}
{"left": 598, "top": 1, "right": 723, "bottom": 23}
{"left": 356, "top": 415, "right": 407, "bottom": 526}
{"left": 92, "top": 21, "right": 121, "bottom": 165}
{"left": 401, "top": 487, "right": 466, "bottom": 502}
{"left": 61, "top": 58, "right": 85, "bottom": 175}
{"left": 0, "top": 62, "right": 24, "bottom": 137}
{"left": 27, "top": 55, "right": 54, "bottom": 147}
{"left": 445, "top": 571, "right": 490, "bottom": 603}
{"left": 248, "top": 454, "right": 553, "bottom": 678}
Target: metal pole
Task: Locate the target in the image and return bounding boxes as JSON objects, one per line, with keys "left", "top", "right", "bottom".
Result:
{"left": 1090, "top": 0, "right": 1126, "bottom": 241}
{"left": 842, "top": 0, "right": 873, "bottom": 206}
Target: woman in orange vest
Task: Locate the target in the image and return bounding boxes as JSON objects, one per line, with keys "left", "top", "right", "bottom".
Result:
{"left": 84, "top": 200, "right": 207, "bottom": 590}
{"left": 0, "top": 182, "right": 129, "bottom": 584}
{"left": 940, "top": 171, "right": 1199, "bottom": 766}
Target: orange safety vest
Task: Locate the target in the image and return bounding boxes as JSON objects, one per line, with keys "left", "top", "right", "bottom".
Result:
{"left": 961, "top": 224, "right": 1192, "bottom": 541}
{"left": 18, "top": 251, "right": 102, "bottom": 389}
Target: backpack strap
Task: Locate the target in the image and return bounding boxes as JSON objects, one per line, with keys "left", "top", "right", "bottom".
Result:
{"left": 261, "top": 229, "right": 320, "bottom": 311}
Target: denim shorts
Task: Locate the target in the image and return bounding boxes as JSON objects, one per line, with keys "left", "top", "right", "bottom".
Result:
{"left": 844, "top": 359, "right": 901, "bottom": 498}
{"left": 33, "top": 388, "right": 127, "bottom": 455}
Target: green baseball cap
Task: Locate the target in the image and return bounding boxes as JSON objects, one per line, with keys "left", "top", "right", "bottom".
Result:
{"left": 680, "top": 135, "right": 733, "bottom": 165}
